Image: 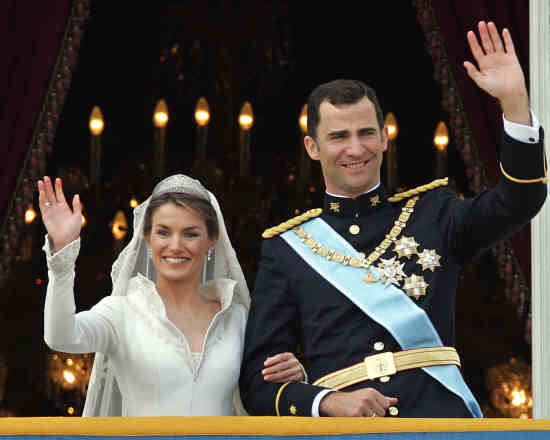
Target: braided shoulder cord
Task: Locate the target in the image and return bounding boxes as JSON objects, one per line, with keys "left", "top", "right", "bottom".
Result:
{"left": 388, "top": 178, "right": 448, "bottom": 202}
{"left": 262, "top": 208, "right": 323, "bottom": 238}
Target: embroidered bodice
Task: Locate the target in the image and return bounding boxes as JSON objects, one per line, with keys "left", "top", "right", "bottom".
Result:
{"left": 43, "top": 237, "right": 247, "bottom": 416}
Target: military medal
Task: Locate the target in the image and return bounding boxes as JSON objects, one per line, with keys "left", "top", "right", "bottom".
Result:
{"left": 377, "top": 257, "right": 406, "bottom": 287}
{"left": 417, "top": 249, "right": 441, "bottom": 272}
{"left": 293, "top": 197, "right": 421, "bottom": 291}
{"left": 403, "top": 274, "right": 428, "bottom": 300}
{"left": 393, "top": 236, "right": 419, "bottom": 259}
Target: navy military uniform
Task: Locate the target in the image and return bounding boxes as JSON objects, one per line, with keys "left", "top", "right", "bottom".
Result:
{"left": 240, "top": 129, "right": 546, "bottom": 417}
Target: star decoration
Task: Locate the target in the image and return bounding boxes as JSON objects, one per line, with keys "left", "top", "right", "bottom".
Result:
{"left": 377, "top": 257, "right": 406, "bottom": 287}
{"left": 403, "top": 274, "right": 429, "bottom": 300}
{"left": 329, "top": 202, "right": 340, "bottom": 213}
{"left": 370, "top": 195, "right": 380, "bottom": 207}
{"left": 393, "top": 236, "right": 420, "bottom": 259}
{"left": 417, "top": 249, "right": 442, "bottom": 272}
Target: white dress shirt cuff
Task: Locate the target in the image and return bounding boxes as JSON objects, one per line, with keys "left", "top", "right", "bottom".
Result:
{"left": 502, "top": 110, "right": 540, "bottom": 144}
{"left": 312, "top": 389, "right": 334, "bottom": 417}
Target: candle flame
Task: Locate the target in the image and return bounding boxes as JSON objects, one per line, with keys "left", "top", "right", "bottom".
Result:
{"left": 239, "top": 102, "right": 254, "bottom": 130}
{"left": 154, "top": 99, "right": 169, "bottom": 128}
{"left": 195, "top": 97, "right": 210, "bottom": 126}
{"left": 63, "top": 370, "right": 76, "bottom": 384}
{"left": 433, "top": 121, "right": 449, "bottom": 151}
{"left": 511, "top": 389, "right": 526, "bottom": 406}
{"left": 25, "top": 206, "right": 37, "bottom": 224}
{"left": 89, "top": 106, "right": 104, "bottom": 135}
{"left": 111, "top": 210, "right": 128, "bottom": 241}
{"left": 385, "top": 113, "right": 398, "bottom": 140}
{"left": 299, "top": 104, "right": 308, "bottom": 134}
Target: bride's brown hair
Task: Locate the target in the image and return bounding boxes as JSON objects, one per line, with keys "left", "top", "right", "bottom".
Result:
{"left": 142, "top": 192, "right": 219, "bottom": 240}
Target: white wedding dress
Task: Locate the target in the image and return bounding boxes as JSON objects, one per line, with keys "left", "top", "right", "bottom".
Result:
{"left": 43, "top": 238, "right": 247, "bottom": 416}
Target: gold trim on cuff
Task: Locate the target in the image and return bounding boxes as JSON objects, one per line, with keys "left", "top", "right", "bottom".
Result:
{"left": 275, "top": 382, "right": 291, "bottom": 416}
{"left": 500, "top": 161, "right": 548, "bottom": 184}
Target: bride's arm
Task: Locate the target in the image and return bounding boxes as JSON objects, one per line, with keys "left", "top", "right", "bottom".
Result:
{"left": 39, "top": 176, "right": 121, "bottom": 354}
{"left": 43, "top": 236, "right": 120, "bottom": 354}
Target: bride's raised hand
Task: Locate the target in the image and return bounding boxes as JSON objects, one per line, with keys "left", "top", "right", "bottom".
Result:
{"left": 37, "top": 176, "right": 82, "bottom": 253}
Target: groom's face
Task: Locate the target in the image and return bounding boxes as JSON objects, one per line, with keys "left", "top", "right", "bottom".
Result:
{"left": 304, "top": 97, "right": 388, "bottom": 198}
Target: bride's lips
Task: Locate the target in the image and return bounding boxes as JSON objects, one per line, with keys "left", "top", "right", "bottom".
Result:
{"left": 163, "top": 256, "right": 190, "bottom": 265}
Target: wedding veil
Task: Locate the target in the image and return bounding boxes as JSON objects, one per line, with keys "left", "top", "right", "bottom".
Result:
{"left": 82, "top": 174, "right": 250, "bottom": 416}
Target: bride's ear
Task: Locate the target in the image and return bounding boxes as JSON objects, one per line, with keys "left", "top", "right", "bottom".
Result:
{"left": 144, "top": 233, "right": 151, "bottom": 247}
{"left": 208, "top": 236, "right": 218, "bottom": 251}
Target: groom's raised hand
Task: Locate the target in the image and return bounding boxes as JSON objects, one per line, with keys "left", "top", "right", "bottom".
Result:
{"left": 463, "top": 21, "right": 530, "bottom": 125}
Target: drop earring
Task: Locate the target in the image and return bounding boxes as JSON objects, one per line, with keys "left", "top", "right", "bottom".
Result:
{"left": 207, "top": 248, "right": 212, "bottom": 261}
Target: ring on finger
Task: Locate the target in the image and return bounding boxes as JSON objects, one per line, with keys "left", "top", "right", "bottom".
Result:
{"left": 44, "top": 201, "right": 52, "bottom": 207}
{"left": 371, "top": 411, "right": 376, "bottom": 417}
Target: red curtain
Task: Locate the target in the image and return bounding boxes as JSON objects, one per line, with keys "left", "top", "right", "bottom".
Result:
{"left": 413, "top": 0, "right": 532, "bottom": 336}
{"left": 1, "top": 0, "right": 89, "bottom": 285}
{"left": 431, "top": 0, "right": 530, "bottom": 270}
{"left": 2, "top": 0, "right": 71, "bottom": 219}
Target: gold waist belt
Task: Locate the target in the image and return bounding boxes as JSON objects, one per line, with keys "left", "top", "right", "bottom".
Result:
{"left": 313, "top": 346, "right": 460, "bottom": 390}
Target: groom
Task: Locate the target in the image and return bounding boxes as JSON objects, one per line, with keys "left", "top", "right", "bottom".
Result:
{"left": 239, "top": 22, "right": 546, "bottom": 417}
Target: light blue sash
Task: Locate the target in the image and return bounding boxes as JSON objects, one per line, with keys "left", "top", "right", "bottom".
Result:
{"left": 281, "top": 218, "right": 482, "bottom": 417}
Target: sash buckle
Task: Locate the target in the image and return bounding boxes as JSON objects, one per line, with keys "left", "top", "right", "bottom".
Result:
{"left": 364, "top": 352, "right": 397, "bottom": 380}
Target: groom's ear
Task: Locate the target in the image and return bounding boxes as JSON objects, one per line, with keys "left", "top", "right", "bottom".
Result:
{"left": 304, "top": 135, "right": 320, "bottom": 161}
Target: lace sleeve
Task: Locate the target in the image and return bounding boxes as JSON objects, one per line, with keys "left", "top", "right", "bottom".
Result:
{"left": 43, "top": 235, "right": 121, "bottom": 355}
{"left": 43, "top": 235, "right": 80, "bottom": 274}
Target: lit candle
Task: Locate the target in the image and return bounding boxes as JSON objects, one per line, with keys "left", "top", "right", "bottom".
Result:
{"left": 433, "top": 121, "right": 449, "bottom": 178}
{"left": 298, "top": 104, "right": 310, "bottom": 183}
{"left": 89, "top": 106, "right": 104, "bottom": 205}
{"left": 194, "top": 97, "right": 210, "bottom": 162}
{"left": 111, "top": 210, "right": 128, "bottom": 256}
{"left": 238, "top": 101, "right": 253, "bottom": 178}
{"left": 153, "top": 99, "right": 169, "bottom": 182}
{"left": 384, "top": 112, "right": 399, "bottom": 193}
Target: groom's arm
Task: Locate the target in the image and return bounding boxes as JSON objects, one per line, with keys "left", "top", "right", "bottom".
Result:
{"left": 239, "top": 238, "right": 328, "bottom": 416}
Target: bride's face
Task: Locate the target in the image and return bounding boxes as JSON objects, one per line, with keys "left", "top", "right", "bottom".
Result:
{"left": 145, "top": 202, "right": 216, "bottom": 286}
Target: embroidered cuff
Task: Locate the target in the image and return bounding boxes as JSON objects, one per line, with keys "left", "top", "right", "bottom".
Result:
{"left": 275, "top": 382, "right": 292, "bottom": 416}
{"left": 500, "top": 125, "right": 546, "bottom": 184}
{"left": 43, "top": 235, "right": 80, "bottom": 274}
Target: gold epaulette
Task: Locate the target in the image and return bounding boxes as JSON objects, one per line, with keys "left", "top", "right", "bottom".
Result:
{"left": 388, "top": 177, "right": 448, "bottom": 203}
{"left": 262, "top": 208, "right": 323, "bottom": 238}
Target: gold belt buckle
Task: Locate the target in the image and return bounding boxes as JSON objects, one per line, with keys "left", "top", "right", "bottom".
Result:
{"left": 364, "top": 352, "right": 397, "bottom": 380}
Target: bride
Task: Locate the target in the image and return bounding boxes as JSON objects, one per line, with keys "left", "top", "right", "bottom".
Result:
{"left": 38, "top": 174, "right": 305, "bottom": 416}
